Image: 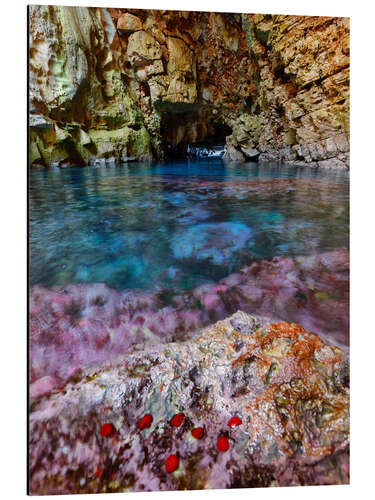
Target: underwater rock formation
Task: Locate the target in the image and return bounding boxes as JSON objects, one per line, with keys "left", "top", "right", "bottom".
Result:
{"left": 29, "top": 7, "right": 349, "bottom": 167}
{"left": 29, "top": 249, "right": 348, "bottom": 399}
{"left": 29, "top": 311, "right": 349, "bottom": 494}
{"left": 171, "top": 222, "right": 253, "bottom": 265}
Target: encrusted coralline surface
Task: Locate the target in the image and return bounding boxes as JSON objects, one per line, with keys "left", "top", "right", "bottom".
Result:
{"left": 29, "top": 249, "right": 349, "bottom": 399}
{"left": 29, "top": 7, "right": 349, "bottom": 167}
{"left": 29, "top": 311, "right": 349, "bottom": 494}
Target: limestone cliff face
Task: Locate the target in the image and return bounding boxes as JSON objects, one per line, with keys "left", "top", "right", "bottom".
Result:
{"left": 106, "top": 8, "right": 254, "bottom": 158}
{"left": 29, "top": 7, "right": 349, "bottom": 168}
{"left": 226, "top": 14, "right": 350, "bottom": 168}
{"left": 29, "top": 5, "right": 152, "bottom": 167}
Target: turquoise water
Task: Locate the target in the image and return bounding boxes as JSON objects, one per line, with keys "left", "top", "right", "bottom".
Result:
{"left": 29, "top": 159, "right": 349, "bottom": 291}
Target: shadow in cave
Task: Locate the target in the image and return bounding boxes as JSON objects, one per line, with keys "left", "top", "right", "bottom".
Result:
{"left": 161, "top": 112, "right": 232, "bottom": 159}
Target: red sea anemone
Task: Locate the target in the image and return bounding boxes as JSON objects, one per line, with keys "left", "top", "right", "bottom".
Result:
{"left": 138, "top": 413, "right": 153, "bottom": 430}
{"left": 191, "top": 427, "right": 204, "bottom": 439}
{"left": 99, "top": 423, "right": 115, "bottom": 437}
{"left": 165, "top": 454, "right": 179, "bottom": 473}
{"left": 227, "top": 416, "right": 242, "bottom": 428}
{"left": 170, "top": 413, "right": 184, "bottom": 427}
{"left": 217, "top": 435, "right": 230, "bottom": 452}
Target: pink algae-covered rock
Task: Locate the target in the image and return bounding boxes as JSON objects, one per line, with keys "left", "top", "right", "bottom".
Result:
{"left": 29, "top": 376, "right": 56, "bottom": 399}
{"left": 29, "top": 312, "right": 349, "bottom": 494}
{"left": 29, "top": 250, "right": 348, "bottom": 398}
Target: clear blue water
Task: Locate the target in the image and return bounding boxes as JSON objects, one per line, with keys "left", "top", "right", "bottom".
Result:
{"left": 29, "top": 159, "right": 349, "bottom": 291}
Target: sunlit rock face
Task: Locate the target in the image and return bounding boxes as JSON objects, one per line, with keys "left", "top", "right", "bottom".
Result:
{"left": 29, "top": 312, "right": 349, "bottom": 494}
{"left": 107, "top": 8, "right": 254, "bottom": 158}
{"left": 29, "top": 7, "right": 349, "bottom": 166}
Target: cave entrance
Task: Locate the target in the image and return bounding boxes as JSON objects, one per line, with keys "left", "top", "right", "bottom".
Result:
{"left": 159, "top": 107, "right": 232, "bottom": 159}
{"left": 208, "top": 122, "right": 232, "bottom": 145}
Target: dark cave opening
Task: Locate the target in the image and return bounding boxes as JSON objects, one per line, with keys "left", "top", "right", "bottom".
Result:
{"left": 209, "top": 122, "right": 232, "bottom": 144}
{"left": 160, "top": 112, "right": 232, "bottom": 159}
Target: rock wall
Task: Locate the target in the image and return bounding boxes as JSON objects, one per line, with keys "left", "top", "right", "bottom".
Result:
{"left": 29, "top": 312, "right": 349, "bottom": 494}
{"left": 225, "top": 14, "right": 350, "bottom": 168}
{"left": 102, "top": 8, "right": 255, "bottom": 158}
{"left": 29, "top": 7, "right": 349, "bottom": 168}
{"left": 29, "top": 5, "right": 153, "bottom": 167}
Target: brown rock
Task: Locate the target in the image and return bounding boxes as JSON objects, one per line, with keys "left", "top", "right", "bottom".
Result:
{"left": 167, "top": 37, "right": 195, "bottom": 75}
{"left": 29, "top": 7, "right": 350, "bottom": 167}
{"left": 28, "top": 5, "right": 153, "bottom": 167}
{"left": 117, "top": 12, "right": 142, "bottom": 33}
{"left": 127, "top": 31, "right": 162, "bottom": 67}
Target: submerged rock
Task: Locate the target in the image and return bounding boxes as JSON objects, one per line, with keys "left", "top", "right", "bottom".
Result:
{"left": 29, "top": 312, "right": 349, "bottom": 494}
{"left": 171, "top": 222, "right": 253, "bottom": 265}
{"left": 29, "top": 249, "right": 349, "bottom": 398}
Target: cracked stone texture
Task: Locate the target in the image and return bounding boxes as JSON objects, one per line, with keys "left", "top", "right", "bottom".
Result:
{"left": 225, "top": 14, "right": 349, "bottom": 168}
{"left": 29, "top": 249, "right": 349, "bottom": 400}
{"left": 29, "top": 7, "right": 349, "bottom": 167}
{"left": 28, "top": 5, "right": 153, "bottom": 167}
{"left": 29, "top": 311, "right": 349, "bottom": 494}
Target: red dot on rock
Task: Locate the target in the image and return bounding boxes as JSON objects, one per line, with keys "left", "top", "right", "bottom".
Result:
{"left": 99, "top": 423, "right": 115, "bottom": 437}
{"left": 228, "top": 416, "right": 242, "bottom": 428}
{"left": 165, "top": 454, "right": 179, "bottom": 473}
{"left": 170, "top": 413, "right": 184, "bottom": 427}
{"left": 217, "top": 435, "right": 230, "bottom": 452}
{"left": 191, "top": 427, "right": 204, "bottom": 439}
{"left": 138, "top": 413, "right": 153, "bottom": 430}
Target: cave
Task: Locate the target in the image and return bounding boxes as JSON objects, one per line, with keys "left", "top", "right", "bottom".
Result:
{"left": 28, "top": 6, "right": 350, "bottom": 496}
{"left": 160, "top": 110, "right": 232, "bottom": 159}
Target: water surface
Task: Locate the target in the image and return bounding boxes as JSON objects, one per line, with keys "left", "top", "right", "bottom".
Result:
{"left": 29, "top": 159, "right": 349, "bottom": 291}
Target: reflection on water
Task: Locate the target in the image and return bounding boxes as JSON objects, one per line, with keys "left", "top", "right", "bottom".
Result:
{"left": 29, "top": 159, "right": 349, "bottom": 291}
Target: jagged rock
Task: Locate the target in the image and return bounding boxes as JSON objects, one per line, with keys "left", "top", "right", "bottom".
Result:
{"left": 225, "top": 114, "right": 265, "bottom": 161}
{"left": 166, "top": 74, "right": 198, "bottom": 104}
{"left": 223, "top": 143, "right": 245, "bottom": 162}
{"left": 127, "top": 31, "right": 162, "bottom": 66}
{"left": 87, "top": 126, "right": 152, "bottom": 161}
{"left": 29, "top": 114, "right": 54, "bottom": 130}
{"left": 318, "top": 158, "right": 348, "bottom": 170}
{"left": 241, "top": 147, "right": 260, "bottom": 159}
{"left": 29, "top": 312, "right": 349, "bottom": 494}
{"left": 29, "top": 248, "right": 348, "bottom": 399}
{"left": 28, "top": 5, "right": 152, "bottom": 167}
{"left": 117, "top": 13, "right": 142, "bottom": 34}
{"left": 167, "top": 37, "right": 195, "bottom": 75}
{"left": 29, "top": 7, "right": 349, "bottom": 166}
{"left": 230, "top": 14, "right": 350, "bottom": 168}
{"left": 78, "top": 129, "right": 92, "bottom": 146}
